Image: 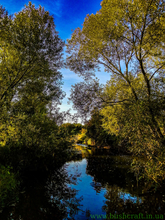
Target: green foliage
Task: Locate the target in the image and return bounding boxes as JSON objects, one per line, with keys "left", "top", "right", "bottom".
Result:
{"left": 100, "top": 77, "right": 165, "bottom": 183}
{"left": 0, "top": 165, "right": 18, "bottom": 208}
{"left": 0, "top": 113, "right": 73, "bottom": 172}
{"left": 0, "top": 2, "right": 70, "bottom": 173}
{"left": 66, "top": 0, "right": 165, "bottom": 184}
{"left": 0, "top": 2, "right": 64, "bottom": 110}
{"left": 59, "top": 123, "right": 83, "bottom": 138}
{"left": 85, "top": 108, "right": 119, "bottom": 149}
{"left": 76, "top": 128, "right": 88, "bottom": 144}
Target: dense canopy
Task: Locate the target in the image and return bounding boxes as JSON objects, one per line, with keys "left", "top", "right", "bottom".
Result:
{"left": 66, "top": 0, "right": 165, "bottom": 183}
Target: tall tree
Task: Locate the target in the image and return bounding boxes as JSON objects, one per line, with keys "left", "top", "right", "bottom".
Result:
{"left": 0, "top": 3, "right": 70, "bottom": 170}
{"left": 66, "top": 0, "right": 165, "bottom": 139}
{"left": 66, "top": 0, "right": 165, "bottom": 183}
{"left": 0, "top": 2, "right": 64, "bottom": 111}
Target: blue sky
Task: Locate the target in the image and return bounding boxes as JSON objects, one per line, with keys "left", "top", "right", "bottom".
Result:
{"left": 1, "top": 0, "right": 110, "bottom": 115}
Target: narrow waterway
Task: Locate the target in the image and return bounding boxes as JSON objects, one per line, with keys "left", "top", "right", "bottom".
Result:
{"left": 64, "top": 145, "right": 165, "bottom": 219}
{"left": 1, "top": 145, "right": 165, "bottom": 219}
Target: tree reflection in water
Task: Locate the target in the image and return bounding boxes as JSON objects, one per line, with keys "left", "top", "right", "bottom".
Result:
{"left": 103, "top": 184, "right": 165, "bottom": 215}
{"left": 1, "top": 153, "right": 165, "bottom": 219}
{"left": 86, "top": 156, "right": 165, "bottom": 215}
{"left": 0, "top": 166, "right": 82, "bottom": 220}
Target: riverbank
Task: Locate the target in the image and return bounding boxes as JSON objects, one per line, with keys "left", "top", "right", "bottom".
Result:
{"left": 76, "top": 142, "right": 131, "bottom": 156}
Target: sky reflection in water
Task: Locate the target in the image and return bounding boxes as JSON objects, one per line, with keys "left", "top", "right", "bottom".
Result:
{"left": 65, "top": 158, "right": 141, "bottom": 219}
{"left": 1, "top": 153, "right": 165, "bottom": 219}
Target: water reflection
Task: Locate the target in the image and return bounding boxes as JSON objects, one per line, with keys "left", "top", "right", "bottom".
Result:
{"left": 1, "top": 147, "right": 165, "bottom": 219}
{"left": 0, "top": 166, "right": 82, "bottom": 220}
{"left": 103, "top": 184, "right": 165, "bottom": 215}
{"left": 65, "top": 159, "right": 107, "bottom": 219}
{"left": 65, "top": 154, "right": 165, "bottom": 219}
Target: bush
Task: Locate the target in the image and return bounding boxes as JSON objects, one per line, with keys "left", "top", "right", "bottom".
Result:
{"left": 0, "top": 165, "right": 18, "bottom": 209}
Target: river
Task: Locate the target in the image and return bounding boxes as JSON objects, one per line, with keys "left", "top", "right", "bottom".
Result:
{"left": 1, "top": 145, "right": 165, "bottom": 219}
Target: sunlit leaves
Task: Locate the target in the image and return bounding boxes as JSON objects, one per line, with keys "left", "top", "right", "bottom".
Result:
{"left": 0, "top": 2, "right": 72, "bottom": 176}
{"left": 0, "top": 2, "right": 64, "bottom": 108}
{"left": 66, "top": 0, "right": 165, "bottom": 184}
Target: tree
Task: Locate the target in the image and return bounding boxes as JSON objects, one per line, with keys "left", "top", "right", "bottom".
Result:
{"left": 85, "top": 108, "right": 118, "bottom": 148}
{"left": 59, "top": 123, "right": 83, "bottom": 138}
{"left": 66, "top": 0, "right": 165, "bottom": 136}
{"left": 0, "top": 2, "right": 64, "bottom": 111}
{"left": 66, "top": 0, "right": 165, "bottom": 183}
{"left": 0, "top": 3, "right": 72, "bottom": 173}
{"left": 0, "top": 1, "right": 65, "bottom": 143}
{"left": 68, "top": 79, "right": 103, "bottom": 121}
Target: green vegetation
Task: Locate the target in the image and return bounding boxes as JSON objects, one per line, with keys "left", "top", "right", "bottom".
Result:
{"left": 0, "top": 166, "right": 18, "bottom": 209}
{"left": 85, "top": 109, "right": 119, "bottom": 149}
{"left": 0, "top": 2, "right": 76, "bottom": 209}
{"left": 0, "top": 0, "right": 165, "bottom": 211}
{"left": 59, "top": 123, "right": 83, "bottom": 141}
{"left": 66, "top": 0, "right": 165, "bottom": 185}
{"left": 0, "top": 1, "right": 71, "bottom": 168}
{"left": 75, "top": 109, "right": 128, "bottom": 155}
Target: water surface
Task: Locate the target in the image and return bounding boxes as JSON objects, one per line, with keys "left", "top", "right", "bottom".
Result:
{"left": 65, "top": 152, "right": 165, "bottom": 219}
{"left": 1, "top": 147, "right": 165, "bottom": 219}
